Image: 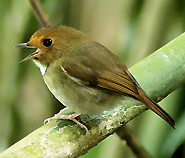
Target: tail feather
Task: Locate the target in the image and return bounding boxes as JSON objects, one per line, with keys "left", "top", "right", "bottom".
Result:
{"left": 137, "top": 88, "right": 175, "bottom": 129}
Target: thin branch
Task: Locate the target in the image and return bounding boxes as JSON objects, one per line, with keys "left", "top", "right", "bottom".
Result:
{"left": 28, "top": 0, "right": 52, "bottom": 27}
{"left": 116, "top": 126, "right": 153, "bottom": 158}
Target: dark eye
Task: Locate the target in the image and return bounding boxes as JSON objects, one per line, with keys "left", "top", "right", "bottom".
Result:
{"left": 43, "top": 39, "right": 52, "bottom": 47}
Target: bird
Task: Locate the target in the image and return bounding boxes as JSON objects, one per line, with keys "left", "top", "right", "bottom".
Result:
{"left": 16, "top": 25, "right": 175, "bottom": 132}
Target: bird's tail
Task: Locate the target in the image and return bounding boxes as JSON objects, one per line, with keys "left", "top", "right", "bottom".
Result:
{"left": 137, "top": 88, "right": 175, "bottom": 129}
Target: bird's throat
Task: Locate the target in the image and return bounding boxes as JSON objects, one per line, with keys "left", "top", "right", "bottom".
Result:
{"left": 33, "top": 60, "right": 48, "bottom": 76}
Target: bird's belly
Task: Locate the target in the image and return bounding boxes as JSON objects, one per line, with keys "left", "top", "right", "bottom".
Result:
{"left": 43, "top": 72, "right": 121, "bottom": 115}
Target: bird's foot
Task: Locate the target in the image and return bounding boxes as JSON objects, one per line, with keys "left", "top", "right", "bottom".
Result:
{"left": 44, "top": 108, "right": 88, "bottom": 133}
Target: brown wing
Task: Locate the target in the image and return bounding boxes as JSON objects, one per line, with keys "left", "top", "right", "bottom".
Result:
{"left": 97, "top": 68, "right": 141, "bottom": 100}
{"left": 62, "top": 59, "right": 139, "bottom": 97}
{"left": 63, "top": 62, "right": 140, "bottom": 99}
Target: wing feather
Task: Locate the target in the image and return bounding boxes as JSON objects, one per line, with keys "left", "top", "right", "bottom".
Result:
{"left": 97, "top": 69, "right": 140, "bottom": 100}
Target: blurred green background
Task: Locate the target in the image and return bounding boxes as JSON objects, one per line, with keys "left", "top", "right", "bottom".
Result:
{"left": 0, "top": 0, "right": 185, "bottom": 157}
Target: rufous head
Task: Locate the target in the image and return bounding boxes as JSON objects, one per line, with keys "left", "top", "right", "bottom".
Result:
{"left": 16, "top": 25, "right": 89, "bottom": 66}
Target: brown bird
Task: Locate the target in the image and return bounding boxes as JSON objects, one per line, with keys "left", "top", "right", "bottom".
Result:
{"left": 16, "top": 25, "right": 175, "bottom": 131}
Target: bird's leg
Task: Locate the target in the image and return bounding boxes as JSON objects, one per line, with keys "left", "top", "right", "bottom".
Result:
{"left": 44, "top": 107, "right": 69, "bottom": 124}
{"left": 44, "top": 107, "right": 88, "bottom": 132}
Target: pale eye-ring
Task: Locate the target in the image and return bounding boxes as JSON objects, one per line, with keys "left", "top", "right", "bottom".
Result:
{"left": 43, "top": 39, "right": 52, "bottom": 47}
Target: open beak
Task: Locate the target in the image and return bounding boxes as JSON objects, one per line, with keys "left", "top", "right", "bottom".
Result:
{"left": 15, "top": 42, "right": 39, "bottom": 64}
{"left": 15, "top": 42, "right": 36, "bottom": 48}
